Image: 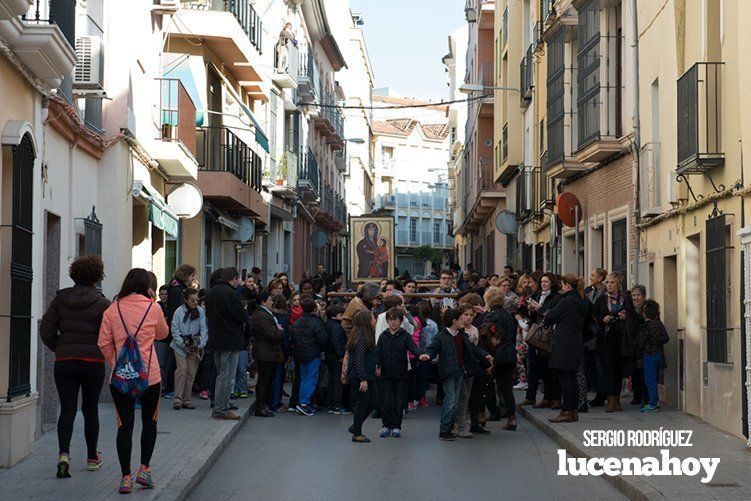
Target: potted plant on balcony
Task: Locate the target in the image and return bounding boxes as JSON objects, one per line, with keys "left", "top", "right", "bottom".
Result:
{"left": 276, "top": 152, "right": 289, "bottom": 186}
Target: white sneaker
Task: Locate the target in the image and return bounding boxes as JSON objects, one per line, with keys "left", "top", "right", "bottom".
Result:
{"left": 513, "top": 382, "right": 528, "bottom": 390}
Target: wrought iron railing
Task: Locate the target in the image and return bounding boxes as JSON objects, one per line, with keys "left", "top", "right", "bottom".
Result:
{"left": 323, "top": 90, "right": 344, "bottom": 139}
{"left": 677, "top": 62, "right": 724, "bottom": 173}
{"left": 322, "top": 184, "right": 334, "bottom": 215}
{"left": 23, "top": 0, "right": 76, "bottom": 47}
{"left": 195, "top": 126, "right": 262, "bottom": 192}
{"left": 298, "top": 147, "right": 321, "bottom": 194}
{"left": 479, "top": 62, "right": 494, "bottom": 89}
{"left": 516, "top": 165, "right": 535, "bottom": 220}
{"left": 185, "top": 1, "right": 262, "bottom": 53}
{"left": 502, "top": 6, "right": 508, "bottom": 48}
{"left": 298, "top": 48, "right": 320, "bottom": 99}
{"left": 157, "top": 78, "right": 197, "bottom": 157}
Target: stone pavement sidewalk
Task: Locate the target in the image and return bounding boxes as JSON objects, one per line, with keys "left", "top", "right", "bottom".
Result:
{"left": 0, "top": 396, "right": 253, "bottom": 500}
{"left": 515, "top": 391, "right": 751, "bottom": 500}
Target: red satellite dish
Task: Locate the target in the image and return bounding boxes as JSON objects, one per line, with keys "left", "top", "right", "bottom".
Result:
{"left": 557, "top": 192, "right": 582, "bottom": 228}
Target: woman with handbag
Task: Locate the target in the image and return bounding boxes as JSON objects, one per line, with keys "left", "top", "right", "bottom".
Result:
{"left": 40, "top": 256, "right": 110, "bottom": 478}
{"left": 593, "top": 272, "right": 639, "bottom": 412}
{"left": 98, "top": 268, "right": 169, "bottom": 494}
{"left": 170, "top": 288, "right": 208, "bottom": 410}
{"left": 544, "top": 275, "right": 589, "bottom": 423}
{"left": 521, "top": 272, "right": 561, "bottom": 408}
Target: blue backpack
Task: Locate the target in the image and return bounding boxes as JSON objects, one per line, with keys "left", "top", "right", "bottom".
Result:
{"left": 111, "top": 301, "right": 153, "bottom": 397}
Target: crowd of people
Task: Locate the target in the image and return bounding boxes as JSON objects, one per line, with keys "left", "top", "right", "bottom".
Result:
{"left": 39, "top": 256, "right": 670, "bottom": 492}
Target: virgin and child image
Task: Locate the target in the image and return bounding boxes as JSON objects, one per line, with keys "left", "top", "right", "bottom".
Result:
{"left": 353, "top": 219, "right": 393, "bottom": 280}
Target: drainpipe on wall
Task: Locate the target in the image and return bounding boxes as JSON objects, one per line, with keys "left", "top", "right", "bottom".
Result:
{"left": 630, "top": 0, "right": 641, "bottom": 288}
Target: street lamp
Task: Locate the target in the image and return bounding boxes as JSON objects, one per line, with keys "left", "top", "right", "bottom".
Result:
{"left": 326, "top": 137, "right": 365, "bottom": 144}
{"left": 459, "top": 83, "right": 521, "bottom": 94}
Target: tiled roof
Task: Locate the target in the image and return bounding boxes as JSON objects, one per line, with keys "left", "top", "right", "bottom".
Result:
{"left": 420, "top": 123, "right": 449, "bottom": 140}
{"left": 371, "top": 120, "right": 408, "bottom": 136}
{"left": 373, "top": 94, "right": 449, "bottom": 111}
{"left": 371, "top": 119, "right": 449, "bottom": 142}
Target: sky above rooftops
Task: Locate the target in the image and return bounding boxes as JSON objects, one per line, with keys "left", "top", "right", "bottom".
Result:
{"left": 350, "top": 0, "right": 465, "bottom": 102}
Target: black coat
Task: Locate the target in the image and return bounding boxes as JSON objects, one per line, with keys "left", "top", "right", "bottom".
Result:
{"left": 425, "top": 328, "right": 490, "bottom": 379}
{"left": 545, "top": 290, "right": 589, "bottom": 372}
{"left": 325, "top": 319, "right": 347, "bottom": 360}
{"left": 250, "top": 307, "right": 284, "bottom": 362}
{"left": 40, "top": 286, "right": 110, "bottom": 360}
{"left": 206, "top": 281, "right": 249, "bottom": 352}
{"left": 483, "top": 305, "right": 517, "bottom": 364}
{"left": 375, "top": 328, "right": 422, "bottom": 379}
{"left": 165, "top": 280, "right": 188, "bottom": 343}
{"left": 593, "top": 291, "right": 641, "bottom": 360}
{"left": 291, "top": 313, "right": 327, "bottom": 362}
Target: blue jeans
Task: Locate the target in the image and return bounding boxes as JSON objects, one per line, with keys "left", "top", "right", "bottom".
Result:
{"left": 440, "top": 373, "right": 464, "bottom": 434}
{"left": 234, "top": 350, "right": 248, "bottom": 394}
{"left": 643, "top": 353, "right": 662, "bottom": 406}
{"left": 213, "top": 351, "right": 239, "bottom": 414}
{"left": 299, "top": 358, "right": 321, "bottom": 406}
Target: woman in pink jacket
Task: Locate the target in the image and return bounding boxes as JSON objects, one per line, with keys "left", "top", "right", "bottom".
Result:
{"left": 98, "top": 268, "right": 168, "bottom": 494}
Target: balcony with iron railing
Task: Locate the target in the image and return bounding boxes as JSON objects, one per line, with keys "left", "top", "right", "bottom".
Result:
{"left": 297, "top": 147, "right": 321, "bottom": 200}
{"left": 322, "top": 184, "right": 335, "bottom": 216}
{"left": 335, "top": 142, "right": 347, "bottom": 172}
{"left": 195, "top": 125, "right": 267, "bottom": 217}
{"left": 676, "top": 62, "right": 724, "bottom": 174}
{"left": 154, "top": 78, "right": 199, "bottom": 178}
{"left": 297, "top": 48, "right": 320, "bottom": 101}
{"left": 315, "top": 90, "right": 344, "bottom": 144}
{"left": 502, "top": 6, "right": 508, "bottom": 50}
{"left": 6, "top": 0, "right": 77, "bottom": 88}
{"left": 181, "top": 0, "right": 262, "bottom": 54}
{"left": 516, "top": 165, "right": 541, "bottom": 222}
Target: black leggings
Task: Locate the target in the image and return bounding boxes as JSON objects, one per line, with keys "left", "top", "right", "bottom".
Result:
{"left": 110, "top": 383, "right": 161, "bottom": 475}
{"left": 351, "top": 380, "right": 377, "bottom": 435}
{"left": 54, "top": 360, "right": 104, "bottom": 458}
{"left": 495, "top": 362, "right": 516, "bottom": 418}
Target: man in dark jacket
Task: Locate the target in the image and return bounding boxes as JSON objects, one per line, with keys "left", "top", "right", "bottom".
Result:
{"left": 206, "top": 267, "right": 249, "bottom": 420}
{"left": 324, "top": 304, "right": 348, "bottom": 414}
{"left": 376, "top": 307, "right": 422, "bottom": 436}
{"left": 251, "top": 292, "right": 284, "bottom": 417}
{"left": 290, "top": 297, "right": 327, "bottom": 416}
{"left": 420, "top": 308, "right": 492, "bottom": 441}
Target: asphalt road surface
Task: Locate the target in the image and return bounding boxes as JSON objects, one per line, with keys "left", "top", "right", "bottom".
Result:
{"left": 189, "top": 397, "right": 625, "bottom": 501}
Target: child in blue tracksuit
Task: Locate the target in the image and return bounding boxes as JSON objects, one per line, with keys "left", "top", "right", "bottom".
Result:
{"left": 638, "top": 300, "right": 669, "bottom": 413}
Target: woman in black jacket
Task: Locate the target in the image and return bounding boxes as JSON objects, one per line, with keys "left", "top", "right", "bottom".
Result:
{"left": 161, "top": 264, "right": 196, "bottom": 397}
{"left": 40, "top": 256, "right": 110, "bottom": 478}
{"left": 593, "top": 272, "right": 639, "bottom": 412}
{"left": 544, "top": 274, "right": 589, "bottom": 423}
{"left": 251, "top": 292, "right": 285, "bottom": 417}
{"left": 483, "top": 287, "right": 519, "bottom": 431}
{"left": 523, "top": 273, "right": 561, "bottom": 409}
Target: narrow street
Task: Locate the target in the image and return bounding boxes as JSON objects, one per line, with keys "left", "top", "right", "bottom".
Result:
{"left": 189, "top": 395, "right": 624, "bottom": 501}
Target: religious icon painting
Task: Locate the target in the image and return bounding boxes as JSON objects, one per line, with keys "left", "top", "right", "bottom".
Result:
{"left": 350, "top": 216, "right": 395, "bottom": 283}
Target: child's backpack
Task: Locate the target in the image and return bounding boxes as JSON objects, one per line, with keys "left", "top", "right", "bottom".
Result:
{"left": 111, "top": 301, "right": 153, "bottom": 397}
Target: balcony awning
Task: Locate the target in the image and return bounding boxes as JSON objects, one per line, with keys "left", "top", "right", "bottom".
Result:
{"left": 138, "top": 183, "right": 179, "bottom": 237}
{"left": 211, "top": 62, "right": 270, "bottom": 154}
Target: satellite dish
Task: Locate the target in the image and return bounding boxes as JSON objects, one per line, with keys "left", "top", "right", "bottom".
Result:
{"left": 311, "top": 230, "right": 327, "bottom": 249}
{"left": 557, "top": 192, "right": 583, "bottom": 227}
{"left": 495, "top": 210, "right": 518, "bottom": 235}
{"left": 167, "top": 183, "right": 203, "bottom": 219}
{"left": 231, "top": 217, "right": 255, "bottom": 243}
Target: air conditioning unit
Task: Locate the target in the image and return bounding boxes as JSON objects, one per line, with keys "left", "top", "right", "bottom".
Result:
{"left": 152, "top": 0, "right": 179, "bottom": 14}
{"left": 74, "top": 36, "right": 103, "bottom": 92}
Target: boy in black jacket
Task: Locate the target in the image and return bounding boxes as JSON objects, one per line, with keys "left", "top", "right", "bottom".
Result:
{"left": 376, "top": 307, "right": 423, "bottom": 438}
{"left": 420, "top": 308, "right": 493, "bottom": 441}
{"left": 291, "top": 298, "right": 327, "bottom": 416}
{"left": 325, "top": 304, "right": 349, "bottom": 415}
